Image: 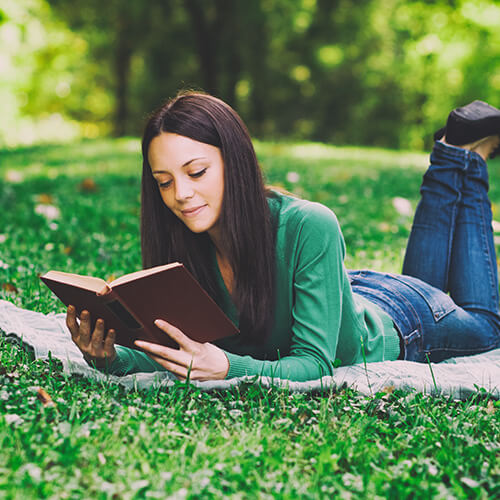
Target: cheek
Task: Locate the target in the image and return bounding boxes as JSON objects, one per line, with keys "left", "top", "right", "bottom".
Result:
{"left": 159, "top": 191, "right": 174, "bottom": 209}
{"left": 213, "top": 173, "right": 225, "bottom": 206}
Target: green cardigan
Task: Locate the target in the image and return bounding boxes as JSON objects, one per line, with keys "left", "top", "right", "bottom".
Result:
{"left": 107, "top": 191, "right": 400, "bottom": 380}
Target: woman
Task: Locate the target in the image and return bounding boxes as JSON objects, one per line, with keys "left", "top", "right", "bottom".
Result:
{"left": 66, "top": 94, "right": 500, "bottom": 381}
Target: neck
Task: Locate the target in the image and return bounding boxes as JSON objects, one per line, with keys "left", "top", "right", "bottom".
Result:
{"left": 209, "top": 227, "right": 234, "bottom": 294}
{"left": 208, "top": 226, "right": 226, "bottom": 261}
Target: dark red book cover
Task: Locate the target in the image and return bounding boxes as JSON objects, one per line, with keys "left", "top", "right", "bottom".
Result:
{"left": 40, "top": 263, "right": 239, "bottom": 349}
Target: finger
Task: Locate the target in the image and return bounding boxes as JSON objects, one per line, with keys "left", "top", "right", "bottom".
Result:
{"left": 91, "top": 318, "right": 105, "bottom": 350}
{"left": 146, "top": 353, "right": 189, "bottom": 379}
{"left": 66, "top": 305, "right": 79, "bottom": 339}
{"left": 104, "top": 329, "right": 116, "bottom": 354}
{"left": 134, "top": 340, "right": 193, "bottom": 367}
{"left": 79, "top": 310, "right": 92, "bottom": 344}
{"left": 154, "top": 319, "right": 195, "bottom": 350}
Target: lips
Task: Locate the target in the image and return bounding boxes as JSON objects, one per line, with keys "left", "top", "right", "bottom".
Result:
{"left": 181, "top": 205, "right": 207, "bottom": 217}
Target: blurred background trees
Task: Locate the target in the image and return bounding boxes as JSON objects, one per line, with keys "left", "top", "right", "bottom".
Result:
{"left": 1, "top": 0, "right": 499, "bottom": 149}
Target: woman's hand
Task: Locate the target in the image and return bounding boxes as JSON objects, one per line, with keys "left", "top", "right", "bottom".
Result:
{"left": 66, "top": 305, "right": 117, "bottom": 368}
{"left": 134, "top": 319, "right": 229, "bottom": 381}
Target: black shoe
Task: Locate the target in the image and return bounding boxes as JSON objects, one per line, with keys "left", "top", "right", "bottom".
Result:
{"left": 434, "top": 100, "right": 500, "bottom": 145}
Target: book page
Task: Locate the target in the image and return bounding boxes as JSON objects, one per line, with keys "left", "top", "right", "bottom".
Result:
{"left": 109, "top": 262, "right": 181, "bottom": 287}
{"left": 42, "top": 271, "right": 107, "bottom": 293}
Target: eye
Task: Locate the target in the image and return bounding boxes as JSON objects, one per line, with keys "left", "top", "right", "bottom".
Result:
{"left": 189, "top": 168, "right": 207, "bottom": 179}
{"left": 158, "top": 179, "right": 172, "bottom": 189}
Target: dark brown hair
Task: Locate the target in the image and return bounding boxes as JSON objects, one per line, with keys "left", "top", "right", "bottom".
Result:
{"left": 141, "top": 92, "right": 275, "bottom": 342}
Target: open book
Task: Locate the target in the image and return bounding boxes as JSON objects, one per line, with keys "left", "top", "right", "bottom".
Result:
{"left": 40, "top": 262, "right": 238, "bottom": 349}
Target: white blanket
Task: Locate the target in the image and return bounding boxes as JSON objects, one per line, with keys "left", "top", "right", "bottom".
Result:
{"left": 1, "top": 299, "right": 498, "bottom": 399}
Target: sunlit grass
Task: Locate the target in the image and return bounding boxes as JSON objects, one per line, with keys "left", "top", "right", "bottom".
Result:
{"left": 0, "top": 139, "right": 499, "bottom": 499}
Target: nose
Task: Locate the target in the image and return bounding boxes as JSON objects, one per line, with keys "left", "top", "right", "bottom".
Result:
{"left": 174, "top": 178, "right": 194, "bottom": 202}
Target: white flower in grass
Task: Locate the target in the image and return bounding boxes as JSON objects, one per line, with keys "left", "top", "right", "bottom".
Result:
{"left": 199, "top": 477, "right": 210, "bottom": 488}
{"left": 35, "top": 204, "right": 61, "bottom": 220}
{"left": 26, "top": 464, "right": 43, "bottom": 482}
{"left": 5, "top": 414, "right": 23, "bottom": 425}
{"left": 0, "top": 235, "right": 6, "bottom": 244}
{"left": 286, "top": 171, "right": 300, "bottom": 183}
{"left": 0, "top": 260, "right": 8, "bottom": 269}
{"left": 5, "top": 170, "right": 23, "bottom": 183}
{"left": 392, "top": 197, "right": 413, "bottom": 216}
{"left": 461, "top": 477, "right": 480, "bottom": 489}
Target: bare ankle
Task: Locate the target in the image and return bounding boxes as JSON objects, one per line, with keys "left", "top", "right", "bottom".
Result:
{"left": 464, "top": 135, "right": 500, "bottom": 161}
{"left": 443, "top": 135, "right": 500, "bottom": 161}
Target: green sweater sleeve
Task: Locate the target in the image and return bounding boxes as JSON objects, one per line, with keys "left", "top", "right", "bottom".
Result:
{"left": 104, "top": 345, "right": 167, "bottom": 375}
{"left": 224, "top": 203, "right": 347, "bottom": 381}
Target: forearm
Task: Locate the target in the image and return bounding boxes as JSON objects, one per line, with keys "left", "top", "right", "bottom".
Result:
{"left": 224, "top": 350, "right": 333, "bottom": 381}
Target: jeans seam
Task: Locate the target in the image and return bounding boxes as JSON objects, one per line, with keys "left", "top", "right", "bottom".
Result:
{"left": 388, "top": 273, "right": 456, "bottom": 319}
{"left": 444, "top": 170, "right": 461, "bottom": 294}
{"left": 474, "top": 180, "right": 498, "bottom": 307}
{"left": 425, "top": 340, "right": 500, "bottom": 354}
{"left": 388, "top": 282, "right": 424, "bottom": 356}
{"left": 356, "top": 278, "right": 424, "bottom": 356}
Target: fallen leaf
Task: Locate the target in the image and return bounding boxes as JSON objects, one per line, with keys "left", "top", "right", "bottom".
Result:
{"left": 298, "top": 412, "right": 308, "bottom": 424}
{"left": 1, "top": 283, "right": 18, "bottom": 294}
{"left": 79, "top": 178, "right": 98, "bottom": 192}
{"left": 63, "top": 246, "right": 73, "bottom": 255}
{"left": 486, "top": 400, "right": 495, "bottom": 414}
{"left": 36, "top": 387, "right": 55, "bottom": 407}
{"left": 36, "top": 193, "right": 54, "bottom": 204}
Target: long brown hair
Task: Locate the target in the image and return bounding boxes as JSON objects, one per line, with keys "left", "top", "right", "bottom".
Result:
{"left": 141, "top": 92, "right": 275, "bottom": 342}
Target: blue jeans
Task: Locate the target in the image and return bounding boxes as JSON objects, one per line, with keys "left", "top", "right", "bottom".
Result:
{"left": 349, "top": 141, "right": 500, "bottom": 362}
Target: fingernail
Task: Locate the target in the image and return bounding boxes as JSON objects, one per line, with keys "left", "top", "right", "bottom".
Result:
{"left": 154, "top": 320, "right": 161, "bottom": 326}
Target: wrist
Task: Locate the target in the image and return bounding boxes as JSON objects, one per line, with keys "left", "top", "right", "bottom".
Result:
{"left": 83, "top": 352, "right": 117, "bottom": 369}
{"left": 220, "top": 350, "right": 230, "bottom": 379}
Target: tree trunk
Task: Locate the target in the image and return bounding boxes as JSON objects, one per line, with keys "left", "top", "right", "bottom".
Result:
{"left": 247, "top": 0, "right": 268, "bottom": 135}
{"left": 185, "top": 0, "right": 218, "bottom": 94}
{"left": 113, "top": 13, "right": 133, "bottom": 137}
{"left": 214, "top": 0, "right": 241, "bottom": 106}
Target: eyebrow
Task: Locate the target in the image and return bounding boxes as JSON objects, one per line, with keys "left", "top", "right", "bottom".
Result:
{"left": 151, "top": 157, "right": 207, "bottom": 175}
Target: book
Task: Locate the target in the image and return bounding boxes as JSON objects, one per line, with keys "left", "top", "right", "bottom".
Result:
{"left": 40, "top": 262, "right": 239, "bottom": 349}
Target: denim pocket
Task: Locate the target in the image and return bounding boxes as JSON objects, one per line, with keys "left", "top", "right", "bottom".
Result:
{"left": 389, "top": 274, "right": 456, "bottom": 321}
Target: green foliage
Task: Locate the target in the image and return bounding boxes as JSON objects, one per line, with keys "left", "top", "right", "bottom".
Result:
{"left": 2, "top": 0, "right": 500, "bottom": 149}
{"left": 1, "top": 139, "right": 500, "bottom": 497}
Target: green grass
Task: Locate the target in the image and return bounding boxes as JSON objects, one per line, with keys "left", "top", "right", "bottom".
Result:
{"left": 0, "top": 138, "right": 499, "bottom": 499}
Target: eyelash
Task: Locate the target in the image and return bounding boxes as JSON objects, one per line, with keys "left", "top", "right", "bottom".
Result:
{"left": 158, "top": 168, "right": 207, "bottom": 188}
{"left": 190, "top": 168, "right": 207, "bottom": 178}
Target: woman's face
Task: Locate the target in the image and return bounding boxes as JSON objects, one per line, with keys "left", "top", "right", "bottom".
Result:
{"left": 148, "top": 133, "right": 225, "bottom": 238}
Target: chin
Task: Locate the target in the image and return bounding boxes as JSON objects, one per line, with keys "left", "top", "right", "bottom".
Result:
{"left": 184, "top": 222, "right": 212, "bottom": 233}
